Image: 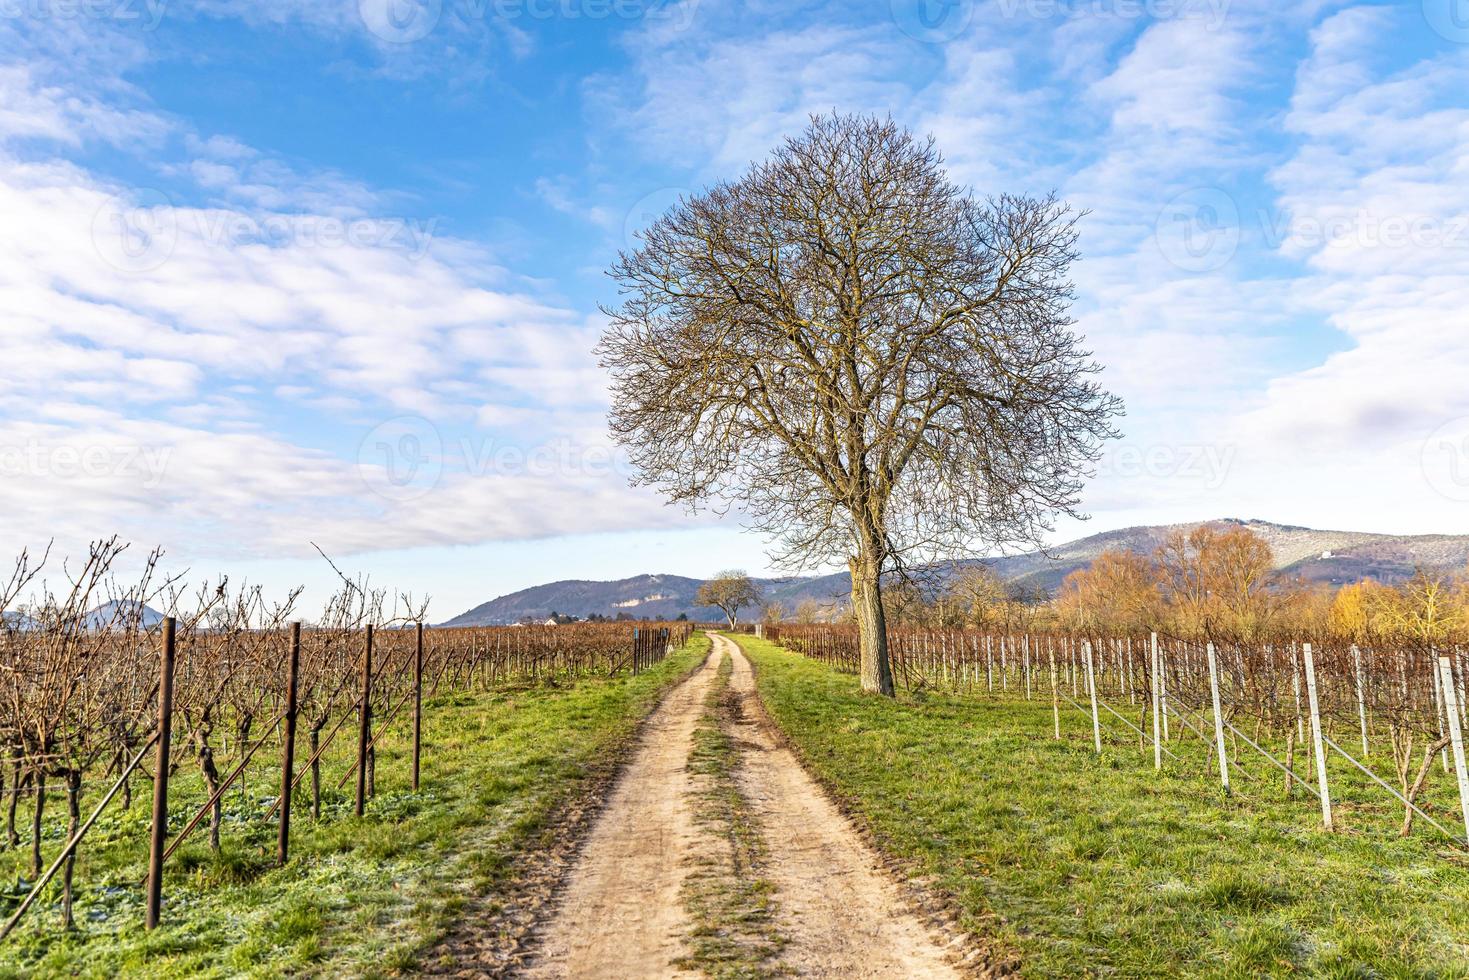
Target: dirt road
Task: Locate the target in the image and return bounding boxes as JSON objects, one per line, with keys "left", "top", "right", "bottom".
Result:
{"left": 518, "top": 634, "right": 966, "bottom": 978}
{"left": 518, "top": 648, "right": 718, "bottom": 980}
{"left": 716, "top": 633, "right": 963, "bottom": 978}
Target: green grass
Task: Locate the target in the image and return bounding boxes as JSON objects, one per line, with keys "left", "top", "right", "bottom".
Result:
{"left": 0, "top": 634, "right": 710, "bottom": 978}
{"left": 677, "top": 650, "right": 785, "bottom": 978}
{"left": 733, "top": 635, "right": 1469, "bottom": 978}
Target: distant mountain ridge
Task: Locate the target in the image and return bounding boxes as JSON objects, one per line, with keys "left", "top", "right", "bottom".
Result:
{"left": 441, "top": 518, "right": 1469, "bottom": 625}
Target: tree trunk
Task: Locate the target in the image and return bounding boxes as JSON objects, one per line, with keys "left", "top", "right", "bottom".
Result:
{"left": 850, "top": 556, "right": 895, "bottom": 696}
{"left": 61, "top": 769, "right": 81, "bottom": 930}
{"left": 30, "top": 770, "right": 45, "bottom": 878}
{"left": 1402, "top": 735, "right": 1451, "bottom": 836}
{"left": 310, "top": 727, "right": 323, "bottom": 820}
{"left": 194, "top": 732, "right": 223, "bottom": 852}
{"left": 5, "top": 762, "right": 22, "bottom": 849}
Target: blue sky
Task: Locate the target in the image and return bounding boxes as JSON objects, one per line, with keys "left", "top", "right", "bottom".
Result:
{"left": 4, "top": 0, "right": 1469, "bottom": 620}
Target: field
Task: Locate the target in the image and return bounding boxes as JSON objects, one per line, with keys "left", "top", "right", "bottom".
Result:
{"left": 7, "top": 610, "right": 1469, "bottom": 978}
{"left": 735, "top": 633, "right": 1469, "bottom": 976}
{"left": 0, "top": 630, "right": 709, "bottom": 977}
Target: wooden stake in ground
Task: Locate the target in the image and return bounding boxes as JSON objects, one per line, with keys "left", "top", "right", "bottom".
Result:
{"left": 1206, "top": 642, "right": 1230, "bottom": 794}
{"left": 1302, "top": 643, "right": 1333, "bottom": 831}
{"left": 412, "top": 622, "right": 424, "bottom": 792}
{"left": 145, "top": 617, "right": 176, "bottom": 930}
{"left": 1084, "top": 640, "right": 1101, "bottom": 753}
{"left": 1437, "top": 653, "right": 1469, "bottom": 845}
{"left": 278, "top": 622, "right": 301, "bottom": 866}
{"left": 355, "top": 625, "right": 373, "bottom": 818}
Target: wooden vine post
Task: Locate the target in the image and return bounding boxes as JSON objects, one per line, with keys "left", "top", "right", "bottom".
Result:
{"left": 278, "top": 622, "right": 301, "bottom": 866}
{"left": 413, "top": 622, "right": 424, "bottom": 792}
{"left": 145, "top": 616, "right": 176, "bottom": 930}
{"left": 355, "top": 625, "right": 373, "bottom": 817}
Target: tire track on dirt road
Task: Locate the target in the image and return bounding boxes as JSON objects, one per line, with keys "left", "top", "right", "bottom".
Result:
{"left": 516, "top": 648, "right": 718, "bottom": 979}
{"left": 714, "top": 632, "right": 966, "bottom": 979}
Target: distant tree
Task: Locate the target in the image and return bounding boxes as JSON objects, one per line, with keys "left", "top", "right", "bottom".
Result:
{"left": 762, "top": 601, "right": 786, "bottom": 625}
{"left": 794, "top": 598, "right": 821, "bottom": 624}
{"left": 948, "top": 565, "right": 1009, "bottom": 629}
{"left": 1055, "top": 549, "right": 1160, "bottom": 634}
{"left": 598, "top": 113, "right": 1120, "bottom": 695}
{"left": 696, "top": 571, "right": 763, "bottom": 629}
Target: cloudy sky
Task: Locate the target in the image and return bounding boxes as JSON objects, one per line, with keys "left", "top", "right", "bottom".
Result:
{"left": 3, "top": 0, "right": 1467, "bottom": 618}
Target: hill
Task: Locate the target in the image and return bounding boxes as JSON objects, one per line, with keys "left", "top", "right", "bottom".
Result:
{"left": 440, "top": 518, "right": 1469, "bottom": 625}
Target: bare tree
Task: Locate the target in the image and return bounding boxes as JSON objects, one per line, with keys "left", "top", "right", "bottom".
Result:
{"left": 598, "top": 113, "right": 1120, "bottom": 694}
{"left": 695, "top": 571, "right": 763, "bottom": 629}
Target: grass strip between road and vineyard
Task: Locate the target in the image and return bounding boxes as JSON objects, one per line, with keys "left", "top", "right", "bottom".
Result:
{"left": 732, "top": 633, "right": 1469, "bottom": 978}
{"left": 0, "top": 633, "right": 711, "bottom": 979}
{"left": 676, "top": 648, "right": 785, "bottom": 978}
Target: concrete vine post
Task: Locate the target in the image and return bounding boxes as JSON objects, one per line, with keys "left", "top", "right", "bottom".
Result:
{"left": 1352, "top": 644, "right": 1369, "bottom": 758}
{"left": 1437, "top": 654, "right": 1469, "bottom": 845}
{"left": 1150, "top": 632, "right": 1163, "bottom": 771}
{"left": 1302, "top": 643, "right": 1333, "bottom": 831}
{"left": 1206, "top": 642, "right": 1230, "bottom": 794}
{"left": 1084, "top": 640, "right": 1101, "bottom": 753}
{"left": 1049, "top": 637, "right": 1060, "bottom": 740}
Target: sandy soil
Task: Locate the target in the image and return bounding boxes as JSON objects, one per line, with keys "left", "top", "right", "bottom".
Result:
{"left": 513, "top": 634, "right": 970, "bottom": 979}
{"left": 516, "top": 648, "right": 719, "bottom": 979}
{"left": 714, "top": 633, "right": 964, "bottom": 979}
